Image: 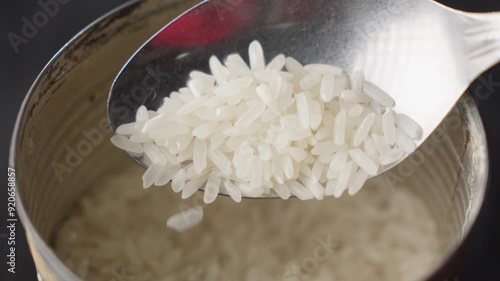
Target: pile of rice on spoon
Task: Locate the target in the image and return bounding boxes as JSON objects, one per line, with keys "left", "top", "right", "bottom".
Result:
{"left": 112, "top": 40, "right": 421, "bottom": 205}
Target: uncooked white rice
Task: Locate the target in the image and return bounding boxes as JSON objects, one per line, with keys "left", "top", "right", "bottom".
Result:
{"left": 396, "top": 112, "right": 423, "bottom": 139}
{"left": 54, "top": 167, "right": 443, "bottom": 281}
{"left": 382, "top": 109, "right": 397, "bottom": 145}
{"left": 166, "top": 206, "right": 204, "bottom": 232}
{"left": 113, "top": 40, "right": 422, "bottom": 204}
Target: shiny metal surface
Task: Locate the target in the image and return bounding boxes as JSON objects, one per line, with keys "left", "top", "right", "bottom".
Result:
{"left": 9, "top": 0, "right": 489, "bottom": 281}
{"left": 9, "top": 0, "right": 200, "bottom": 280}
{"left": 108, "top": 0, "right": 500, "bottom": 187}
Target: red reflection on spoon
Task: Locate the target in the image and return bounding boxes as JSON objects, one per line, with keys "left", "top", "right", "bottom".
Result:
{"left": 151, "top": 0, "right": 259, "bottom": 47}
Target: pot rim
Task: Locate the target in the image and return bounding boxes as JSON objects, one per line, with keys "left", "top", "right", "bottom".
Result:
{"left": 9, "top": 0, "right": 142, "bottom": 280}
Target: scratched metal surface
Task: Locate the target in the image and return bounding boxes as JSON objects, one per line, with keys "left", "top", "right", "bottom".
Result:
{"left": 2, "top": 0, "right": 500, "bottom": 280}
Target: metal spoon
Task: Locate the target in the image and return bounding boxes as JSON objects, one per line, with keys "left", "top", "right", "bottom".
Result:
{"left": 108, "top": 0, "right": 500, "bottom": 196}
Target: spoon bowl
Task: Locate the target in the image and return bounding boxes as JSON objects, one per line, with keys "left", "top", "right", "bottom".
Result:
{"left": 108, "top": 0, "right": 500, "bottom": 197}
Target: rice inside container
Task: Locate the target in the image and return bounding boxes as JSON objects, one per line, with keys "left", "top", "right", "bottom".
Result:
{"left": 9, "top": 0, "right": 488, "bottom": 280}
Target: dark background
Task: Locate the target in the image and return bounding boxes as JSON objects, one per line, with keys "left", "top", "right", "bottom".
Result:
{"left": 1, "top": 0, "right": 499, "bottom": 280}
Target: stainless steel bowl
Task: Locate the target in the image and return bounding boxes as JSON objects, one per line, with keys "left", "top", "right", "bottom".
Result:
{"left": 9, "top": 0, "right": 488, "bottom": 280}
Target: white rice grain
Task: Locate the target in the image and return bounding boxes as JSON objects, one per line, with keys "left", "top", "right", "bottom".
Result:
{"left": 193, "top": 121, "right": 219, "bottom": 140}
{"left": 214, "top": 77, "right": 253, "bottom": 97}
{"left": 189, "top": 70, "right": 216, "bottom": 83}
{"left": 166, "top": 206, "right": 203, "bottom": 232}
{"left": 181, "top": 172, "right": 210, "bottom": 199}
{"left": 332, "top": 74, "right": 348, "bottom": 99}
{"left": 363, "top": 137, "right": 379, "bottom": 163}
{"left": 300, "top": 72, "right": 322, "bottom": 90}
{"left": 396, "top": 113, "right": 423, "bottom": 140}
{"left": 351, "top": 70, "right": 364, "bottom": 92}
{"left": 396, "top": 129, "right": 417, "bottom": 153}
{"left": 130, "top": 133, "right": 153, "bottom": 143}
{"left": 363, "top": 81, "right": 395, "bottom": 107}
{"left": 311, "top": 141, "right": 343, "bottom": 155}
{"left": 285, "top": 57, "right": 306, "bottom": 77}
{"left": 270, "top": 151, "right": 284, "bottom": 183}
{"left": 348, "top": 104, "right": 364, "bottom": 117}
{"left": 144, "top": 143, "right": 166, "bottom": 164}
{"left": 266, "top": 54, "right": 286, "bottom": 71}
{"left": 187, "top": 79, "right": 206, "bottom": 97}
{"left": 333, "top": 110, "right": 347, "bottom": 145}
{"left": 311, "top": 158, "right": 325, "bottom": 184}
{"left": 320, "top": 74, "right": 336, "bottom": 102}
{"left": 225, "top": 54, "right": 252, "bottom": 77}
{"left": 204, "top": 172, "right": 222, "bottom": 204}
{"left": 348, "top": 169, "right": 368, "bottom": 196}
{"left": 254, "top": 70, "right": 273, "bottom": 82}
{"left": 177, "top": 96, "right": 209, "bottom": 116}
{"left": 269, "top": 73, "right": 282, "bottom": 100}
{"left": 300, "top": 175, "right": 325, "bottom": 200}
{"left": 379, "top": 148, "right": 405, "bottom": 166}
{"left": 382, "top": 109, "right": 397, "bottom": 145}
{"left": 111, "top": 135, "right": 144, "bottom": 154}
{"left": 209, "top": 56, "right": 229, "bottom": 85}
{"left": 286, "top": 180, "right": 314, "bottom": 200}
{"left": 324, "top": 178, "right": 337, "bottom": 196}
{"left": 193, "top": 139, "right": 207, "bottom": 174}
{"left": 328, "top": 151, "right": 348, "bottom": 178}
{"left": 282, "top": 154, "right": 295, "bottom": 180}
{"left": 273, "top": 181, "right": 291, "bottom": 199}
{"left": 341, "top": 90, "right": 370, "bottom": 103}
{"left": 208, "top": 149, "right": 232, "bottom": 175}
{"left": 308, "top": 100, "right": 322, "bottom": 130}
{"left": 116, "top": 123, "right": 138, "bottom": 136}
{"left": 239, "top": 183, "right": 264, "bottom": 197}
{"left": 256, "top": 84, "right": 275, "bottom": 108}
{"left": 172, "top": 169, "right": 187, "bottom": 193}
{"left": 314, "top": 127, "right": 330, "bottom": 141}
{"left": 353, "top": 112, "right": 376, "bottom": 147}
{"left": 250, "top": 156, "right": 263, "bottom": 188}
{"left": 155, "top": 165, "right": 181, "bottom": 186}
{"left": 304, "top": 64, "right": 342, "bottom": 75}
{"left": 288, "top": 147, "right": 307, "bottom": 162}
{"left": 348, "top": 149, "right": 379, "bottom": 176}
{"left": 136, "top": 105, "right": 149, "bottom": 122}
{"left": 223, "top": 179, "right": 242, "bottom": 202}
{"left": 372, "top": 134, "right": 392, "bottom": 154}
{"left": 295, "top": 93, "right": 310, "bottom": 128}
{"left": 234, "top": 102, "right": 266, "bottom": 127}
{"left": 142, "top": 163, "right": 166, "bottom": 189}
{"left": 334, "top": 161, "right": 354, "bottom": 198}
{"left": 249, "top": 40, "right": 266, "bottom": 71}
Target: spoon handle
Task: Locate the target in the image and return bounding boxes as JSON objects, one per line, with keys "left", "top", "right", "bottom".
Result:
{"left": 459, "top": 11, "right": 500, "bottom": 81}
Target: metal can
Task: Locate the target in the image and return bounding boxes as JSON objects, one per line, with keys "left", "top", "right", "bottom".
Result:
{"left": 9, "top": 0, "right": 488, "bottom": 280}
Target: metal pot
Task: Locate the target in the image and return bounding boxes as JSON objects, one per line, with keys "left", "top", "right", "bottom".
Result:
{"left": 9, "top": 0, "right": 488, "bottom": 280}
